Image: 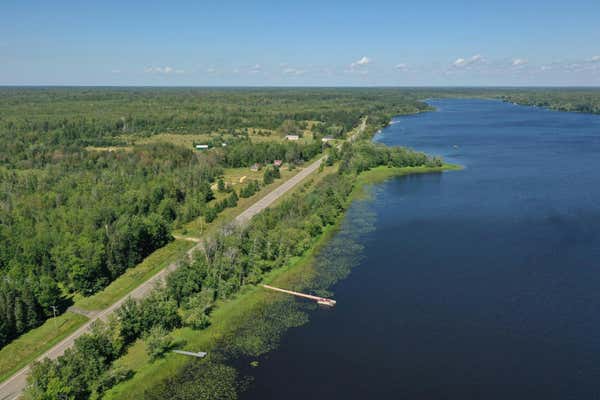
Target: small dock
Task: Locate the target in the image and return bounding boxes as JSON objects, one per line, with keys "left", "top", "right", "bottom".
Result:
{"left": 172, "top": 350, "right": 207, "bottom": 358}
{"left": 261, "top": 284, "right": 336, "bottom": 307}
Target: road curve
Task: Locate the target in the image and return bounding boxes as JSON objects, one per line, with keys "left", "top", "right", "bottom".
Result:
{"left": 0, "top": 157, "right": 323, "bottom": 400}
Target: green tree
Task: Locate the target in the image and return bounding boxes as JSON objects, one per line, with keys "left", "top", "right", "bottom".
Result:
{"left": 145, "top": 326, "right": 174, "bottom": 361}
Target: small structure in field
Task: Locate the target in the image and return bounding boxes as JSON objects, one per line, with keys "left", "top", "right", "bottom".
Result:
{"left": 195, "top": 144, "right": 209, "bottom": 150}
{"left": 250, "top": 163, "right": 261, "bottom": 172}
{"left": 321, "top": 136, "right": 335, "bottom": 143}
{"left": 273, "top": 159, "right": 283, "bottom": 167}
{"left": 285, "top": 135, "right": 299, "bottom": 141}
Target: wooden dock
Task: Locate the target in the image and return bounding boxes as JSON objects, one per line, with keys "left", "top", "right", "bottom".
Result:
{"left": 172, "top": 350, "right": 207, "bottom": 358}
{"left": 261, "top": 284, "right": 336, "bottom": 307}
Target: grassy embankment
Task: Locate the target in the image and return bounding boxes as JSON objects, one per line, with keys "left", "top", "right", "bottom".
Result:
{"left": 0, "top": 156, "right": 322, "bottom": 385}
{"left": 103, "top": 162, "right": 460, "bottom": 399}
{"left": 73, "top": 240, "right": 195, "bottom": 311}
{"left": 0, "top": 312, "right": 88, "bottom": 382}
{"left": 353, "top": 163, "right": 462, "bottom": 198}
{"left": 0, "top": 241, "right": 194, "bottom": 382}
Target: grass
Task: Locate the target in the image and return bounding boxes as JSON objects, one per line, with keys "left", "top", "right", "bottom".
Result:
{"left": 353, "top": 163, "right": 462, "bottom": 199}
{"left": 74, "top": 240, "right": 195, "bottom": 311}
{"left": 0, "top": 240, "right": 195, "bottom": 385}
{"left": 0, "top": 312, "right": 88, "bottom": 382}
{"left": 103, "top": 210, "right": 337, "bottom": 400}
{"left": 117, "top": 128, "right": 313, "bottom": 147}
{"left": 85, "top": 124, "right": 318, "bottom": 152}
{"left": 1, "top": 151, "right": 325, "bottom": 389}
{"left": 177, "top": 157, "right": 321, "bottom": 237}
{"left": 103, "top": 161, "right": 463, "bottom": 399}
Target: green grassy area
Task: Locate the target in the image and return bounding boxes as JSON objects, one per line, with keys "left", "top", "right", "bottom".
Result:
{"left": 353, "top": 163, "right": 463, "bottom": 199}
{"left": 0, "top": 312, "right": 88, "bottom": 382}
{"left": 0, "top": 162, "right": 312, "bottom": 386}
{"left": 0, "top": 240, "right": 192, "bottom": 385}
{"left": 178, "top": 157, "right": 320, "bottom": 238}
{"left": 104, "top": 210, "right": 337, "bottom": 400}
{"left": 103, "top": 162, "right": 456, "bottom": 399}
{"left": 74, "top": 240, "right": 195, "bottom": 311}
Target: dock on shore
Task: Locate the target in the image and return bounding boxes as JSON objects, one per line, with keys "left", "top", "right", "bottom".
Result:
{"left": 261, "top": 284, "right": 336, "bottom": 307}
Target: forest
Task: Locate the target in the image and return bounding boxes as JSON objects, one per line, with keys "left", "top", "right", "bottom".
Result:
{"left": 23, "top": 139, "right": 440, "bottom": 400}
{"left": 0, "top": 87, "right": 430, "bottom": 349}
{"left": 5, "top": 87, "right": 600, "bottom": 390}
{"left": 495, "top": 88, "right": 600, "bottom": 114}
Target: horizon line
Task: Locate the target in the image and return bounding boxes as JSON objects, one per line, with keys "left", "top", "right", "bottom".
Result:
{"left": 1, "top": 84, "right": 600, "bottom": 89}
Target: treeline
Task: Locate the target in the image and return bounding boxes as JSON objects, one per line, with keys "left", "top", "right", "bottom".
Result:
{"left": 0, "top": 87, "right": 430, "bottom": 168}
{"left": 0, "top": 87, "right": 433, "bottom": 348}
{"left": 220, "top": 140, "right": 322, "bottom": 168}
{"left": 496, "top": 89, "right": 600, "bottom": 114}
{"left": 0, "top": 143, "right": 220, "bottom": 347}
{"left": 24, "top": 172, "right": 355, "bottom": 400}
{"left": 331, "top": 141, "right": 443, "bottom": 174}
{"left": 24, "top": 141, "right": 439, "bottom": 400}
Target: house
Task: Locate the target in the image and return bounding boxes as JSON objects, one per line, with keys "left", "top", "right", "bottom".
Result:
{"left": 285, "top": 135, "right": 299, "bottom": 141}
{"left": 321, "top": 136, "right": 335, "bottom": 143}
{"left": 250, "top": 163, "right": 261, "bottom": 172}
{"left": 195, "top": 144, "right": 209, "bottom": 150}
{"left": 273, "top": 160, "right": 283, "bottom": 167}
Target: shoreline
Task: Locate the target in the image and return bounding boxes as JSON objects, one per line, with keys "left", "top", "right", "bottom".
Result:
{"left": 104, "top": 162, "right": 462, "bottom": 399}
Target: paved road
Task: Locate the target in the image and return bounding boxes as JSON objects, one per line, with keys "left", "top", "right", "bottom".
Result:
{"left": 0, "top": 157, "right": 323, "bottom": 400}
{"left": 235, "top": 157, "right": 325, "bottom": 225}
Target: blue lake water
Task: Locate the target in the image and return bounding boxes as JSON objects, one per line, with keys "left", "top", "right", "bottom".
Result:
{"left": 243, "top": 99, "right": 600, "bottom": 399}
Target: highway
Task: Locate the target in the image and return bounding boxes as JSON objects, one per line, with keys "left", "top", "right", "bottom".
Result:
{"left": 0, "top": 156, "right": 324, "bottom": 400}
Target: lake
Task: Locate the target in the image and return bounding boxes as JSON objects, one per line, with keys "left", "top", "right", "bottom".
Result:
{"left": 242, "top": 99, "right": 600, "bottom": 399}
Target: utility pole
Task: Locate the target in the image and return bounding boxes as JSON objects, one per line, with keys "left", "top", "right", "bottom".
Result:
{"left": 50, "top": 305, "right": 58, "bottom": 331}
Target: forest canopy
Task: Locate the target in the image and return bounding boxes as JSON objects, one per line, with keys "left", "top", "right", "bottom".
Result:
{"left": 0, "top": 87, "right": 430, "bottom": 348}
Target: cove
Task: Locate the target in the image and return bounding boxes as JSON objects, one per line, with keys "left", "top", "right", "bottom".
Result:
{"left": 242, "top": 99, "right": 600, "bottom": 399}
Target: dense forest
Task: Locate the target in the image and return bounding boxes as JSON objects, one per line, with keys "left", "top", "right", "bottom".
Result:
{"left": 4, "top": 86, "right": 600, "bottom": 363}
{"left": 495, "top": 88, "right": 600, "bottom": 114}
{"left": 23, "top": 140, "right": 440, "bottom": 400}
{"left": 0, "top": 87, "right": 430, "bottom": 349}
{"left": 0, "top": 87, "right": 431, "bottom": 168}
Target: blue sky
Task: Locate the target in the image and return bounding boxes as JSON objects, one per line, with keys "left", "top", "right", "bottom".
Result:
{"left": 1, "top": 0, "right": 599, "bottom": 86}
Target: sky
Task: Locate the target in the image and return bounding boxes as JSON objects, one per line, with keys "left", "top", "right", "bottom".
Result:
{"left": 1, "top": 0, "right": 599, "bottom": 86}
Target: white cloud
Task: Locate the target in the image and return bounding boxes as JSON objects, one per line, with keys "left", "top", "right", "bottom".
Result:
{"left": 512, "top": 58, "right": 528, "bottom": 66}
{"left": 452, "top": 54, "right": 483, "bottom": 68}
{"left": 395, "top": 63, "right": 408, "bottom": 71}
{"left": 282, "top": 67, "right": 305, "bottom": 76}
{"left": 144, "top": 66, "right": 184, "bottom": 74}
{"left": 248, "top": 64, "right": 262, "bottom": 74}
{"left": 356, "top": 56, "right": 371, "bottom": 65}
{"left": 592, "top": 56, "right": 600, "bottom": 62}
{"left": 453, "top": 58, "right": 466, "bottom": 67}
{"left": 350, "top": 56, "right": 372, "bottom": 69}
